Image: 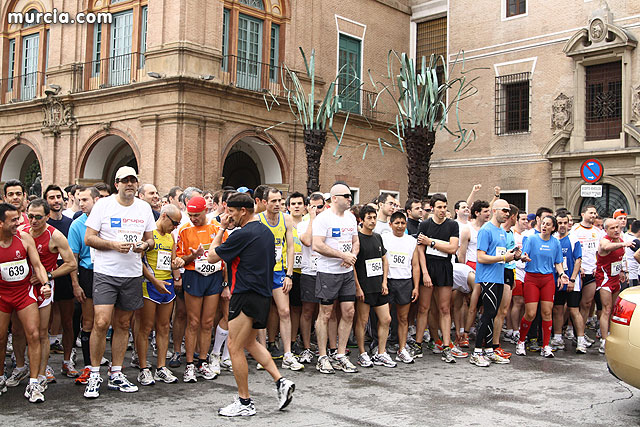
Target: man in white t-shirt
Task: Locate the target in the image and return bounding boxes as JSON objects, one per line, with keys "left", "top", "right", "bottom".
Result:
{"left": 83, "top": 166, "right": 156, "bottom": 399}
{"left": 312, "top": 183, "right": 359, "bottom": 374}
{"left": 374, "top": 193, "right": 395, "bottom": 235}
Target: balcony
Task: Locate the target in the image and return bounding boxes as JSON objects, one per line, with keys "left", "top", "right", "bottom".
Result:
{"left": 338, "top": 88, "right": 380, "bottom": 121}
{"left": 221, "top": 55, "right": 293, "bottom": 97}
{"left": 72, "top": 52, "right": 145, "bottom": 93}
{"left": 0, "top": 72, "right": 45, "bottom": 104}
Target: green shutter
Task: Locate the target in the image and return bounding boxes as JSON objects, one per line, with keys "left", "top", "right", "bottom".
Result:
{"left": 338, "top": 34, "right": 361, "bottom": 113}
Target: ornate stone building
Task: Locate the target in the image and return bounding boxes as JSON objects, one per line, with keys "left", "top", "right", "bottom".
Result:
{"left": 411, "top": 0, "right": 640, "bottom": 217}
{"left": 0, "top": 0, "right": 411, "bottom": 201}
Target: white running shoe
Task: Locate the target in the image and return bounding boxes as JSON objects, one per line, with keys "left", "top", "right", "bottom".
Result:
{"left": 84, "top": 375, "right": 102, "bottom": 398}
{"left": 357, "top": 352, "right": 373, "bottom": 367}
{"left": 396, "top": 347, "right": 414, "bottom": 364}
{"left": 24, "top": 382, "right": 45, "bottom": 403}
{"left": 154, "top": 366, "right": 179, "bottom": 384}
{"left": 372, "top": 352, "right": 397, "bottom": 368}
{"left": 515, "top": 341, "right": 526, "bottom": 356}
{"left": 469, "top": 353, "right": 490, "bottom": 367}
{"left": 6, "top": 367, "right": 29, "bottom": 387}
{"left": 183, "top": 364, "right": 197, "bottom": 383}
{"left": 485, "top": 351, "right": 511, "bottom": 364}
{"left": 137, "top": 368, "right": 155, "bottom": 386}
{"left": 196, "top": 362, "right": 217, "bottom": 380}
{"left": 218, "top": 397, "right": 256, "bottom": 417}
{"left": 599, "top": 340, "right": 606, "bottom": 354}
{"left": 276, "top": 377, "right": 295, "bottom": 410}
{"left": 541, "top": 346, "right": 555, "bottom": 358}
{"left": 208, "top": 352, "right": 222, "bottom": 376}
{"left": 282, "top": 353, "right": 304, "bottom": 371}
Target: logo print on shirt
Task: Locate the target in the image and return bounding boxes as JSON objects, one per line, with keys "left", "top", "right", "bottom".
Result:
{"left": 15, "top": 250, "right": 21, "bottom": 259}
{"left": 331, "top": 228, "right": 341, "bottom": 237}
{"left": 111, "top": 218, "right": 122, "bottom": 228}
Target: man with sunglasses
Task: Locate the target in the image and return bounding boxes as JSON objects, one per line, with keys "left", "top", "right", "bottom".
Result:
{"left": 312, "top": 183, "right": 359, "bottom": 374}
{"left": 296, "top": 192, "right": 325, "bottom": 364}
{"left": 67, "top": 186, "right": 102, "bottom": 385}
{"left": 83, "top": 166, "right": 156, "bottom": 399}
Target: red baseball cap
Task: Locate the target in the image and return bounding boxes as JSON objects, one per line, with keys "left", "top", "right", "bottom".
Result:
{"left": 613, "top": 209, "right": 627, "bottom": 219}
{"left": 187, "top": 196, "right": 207, "bottom": 213}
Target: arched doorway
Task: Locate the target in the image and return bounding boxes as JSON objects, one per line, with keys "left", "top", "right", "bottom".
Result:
{"left": 80, "top": 135, "right": 138, "bottom": 186}
{"left": 222, "top": 136, "right": 283, "bottom": 189}
{"left": 1, "top": 143, "right": 41, "bottom": 195}
{"left": 579, "top": 183, "right": 630, "bottom": 218}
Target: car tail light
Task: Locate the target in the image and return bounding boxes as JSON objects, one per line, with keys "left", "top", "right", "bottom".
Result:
{"left": 612, "top": 297, "right": 636, "bottom": 326}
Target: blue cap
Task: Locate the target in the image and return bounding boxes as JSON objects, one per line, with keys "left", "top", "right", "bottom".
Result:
{"left": 237, "top": 186, "right": 253, "bottom": 196}
{"left": 526, "top": 213, "right": 536, "bottom": 221}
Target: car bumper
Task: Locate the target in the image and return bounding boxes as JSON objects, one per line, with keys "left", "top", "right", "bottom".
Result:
{"left": 606, "top": 322, "right": 640, "bottom": 389}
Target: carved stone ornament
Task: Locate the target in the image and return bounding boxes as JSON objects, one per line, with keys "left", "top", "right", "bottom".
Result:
{"left": 632, "top": 85, "right": 640, "bottom": 123}
{"left": 588, "top": 1, "right": 613, "bottom": 43}
{"left": 42, "top": 93, "right": 76, "bottom": 135}
{"left": 551, "top": 93, "right": 573, "bottom": 132}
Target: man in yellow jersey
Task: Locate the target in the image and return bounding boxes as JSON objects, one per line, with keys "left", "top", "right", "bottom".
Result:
{"left": 176, "top": 196, "right": 227, "bottom": 382}
{"left": 258, "top": 188, "right": 303, "bottom": 371}
{"left": 135, "top": 204, "right": 184, "bottom": 386}
{"left": 285, "top": 192, "right": 306, "bottom": 355}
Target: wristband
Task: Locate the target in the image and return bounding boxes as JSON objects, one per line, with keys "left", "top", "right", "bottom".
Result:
{"left": 285, "top": 274, "right": 293, "bottom": 279}
{"left": 569, "top": 279, "right": 575, "bottom": 283}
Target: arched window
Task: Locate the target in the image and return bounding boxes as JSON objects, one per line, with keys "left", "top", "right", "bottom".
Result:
{"left": 221, "top": 0, "right": 286, "bottom": 93}
{"left": 2, "top": 5, "right": 50, "bottom": 102}
{"left": 80, "top": 0, "right": 148, "bottom": 91}
{"left": 579, "top": 183, "right": 630, "bottom": 218}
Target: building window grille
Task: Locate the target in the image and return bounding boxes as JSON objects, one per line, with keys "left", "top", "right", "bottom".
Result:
{"left": 495, "top": 72, "right": 530, "bottom": 135}
{"left": 585, "top": 61, "right": 621, "bottom": 141}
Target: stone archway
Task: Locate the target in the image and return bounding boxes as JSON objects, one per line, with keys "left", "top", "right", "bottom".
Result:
{"left": 79, "top": 134, "right": 139, "bottom": 186}
{"left": 221, "top": 134, "right": 286, "bottom": 190}
{"left": 0, "top": 142, "right": 42, "bottom": 194}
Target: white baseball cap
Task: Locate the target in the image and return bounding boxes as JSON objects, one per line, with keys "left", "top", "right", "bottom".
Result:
{"left": 115, "top": 166, "right": 138, "bottom": 181}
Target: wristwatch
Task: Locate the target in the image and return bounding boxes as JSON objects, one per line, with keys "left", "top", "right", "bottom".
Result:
{"left": 569, "top": 279, "right": 575, "bottom": 283}
{"left": 47, "top": 272, "right": 53, "bottom": 281}
{"left": 430, "top": 240, "right": 436, "bottom": 249}
{"left": 221, "top": 281, "right": 229, "bottom": 287}
{"left": 285, "top": 274, "right": 293, "bottom": 279}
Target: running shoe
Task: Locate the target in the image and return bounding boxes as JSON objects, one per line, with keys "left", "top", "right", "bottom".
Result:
{"left": 276, "top": 377, "right": 295, "bottom": 410}
{"left": 50, "top": 340, "right": 64, "bottom": 354}
{"left": 458, "top": 337, "right": 470, "bottom": 348}
{"left": 154, "top": 366, "right": 179, "bottom": 384}
{"left": 24, "top": 382, "right": 45, "bottom": 403}
{"left": 424, "top": 340, "right": 436, "bottom": 352}
{"left": 108, "top": 371, "right": 138, "bottom": 392}
{"left": 6, "top": 367, "right": 29, "bottom": 387}
{"left": 410, "top": 342, "right": 423, "bottom": 358}
{"left": 372, "top": 352, "right": 397, "bottom": 368}
{"left": 6, "top": 334, "right": 13, "bottom": 354}
{"left": 408, "top": 325, "right": 417, "bottom": 338}
{"left": 357, "top": 352, "right": 373, "bottom": 368}
{"left": 218, "top": 397, "right": 256, "bottom": 417}
{"left": 282, "top": 353, "right": 304, "bottom": 371}
{"left": 168, "top": 352, "right": 181, "bottom": 368}
{"left": 550, "top": 337, "right": 565, "bottom": 351}
{"left": 183, "top": 364, "right": 197, "bottom": 383}
{"left": 396, "top": 347, "right": 414, "bottom": 364}
{"left": 469, "top": 353, "right": 490, "bottom": 367}
{"left": 450, "top": 344, "right": 468, "bottom": 358}
{"left": 196, "top": 362, "right": 217, "bottom": 380}
{"left": 75, "top": 336, "right": 81, "bottom": 348}
{"left": 599, "top": 340, "right": 606, "bottom": 354}
{"left": 84, "top": 376, "right": 102, "bottom": 399}
{"left": 45, "top": 365, "right": 56, "bottom": 383}
{"left": 584, "top": 334, "right": 595, "bottom": 346}
{"left": 576, "top": 343, "right": 588, "bottom": 354}
{"left": 441, "top": 347, "right": 456, "bottom": 363}
{"left": 256, "top": 363, "right": 265, "bottom": 370}
{"left": 494, "top": 347, "right": 512, "bottom": 359}
{"left": 268, "top": 342, "right": 284, "bottom": 360}
{"left": 315, "top": 355, "right": 335, "bottom": 374}
{"left": 387, "top": 343, "right": 400, "bottom": 354}
{"left": 71, "top": 348, "right": 77, "bottom": 364}
{"left": 38, "top": 375, "right": 48, "bottom": 391}
{"left": 515, "top": 341, "right": 526, "bottom": 356}
{"left": 100, "top": 357, "right": 110, "bottom": 366}
{"left": 62, "top": 360, "right": 80, "bottom": 378}
{"left": 208, "top": 352, "right": 222, "bottom": 376}
{"left": 541, "top": 346, "right": 555, "bottom": 358}
{"left": 596, "top": 329, "right": 602, "bottom": 339}
{"left": 75, "top": 367, "right": 91, "bottom": 385}
{"left": 432, "top": 340, "right": 444, "bottom": 354}
{"left": 221, "top": 358, "right": 233, "bottom": 372}
{"left": 485, "top": 351, "right": 511, "bottom": 364}
{"left": 334, "top": 355, "right": 358, "bottom": 373}
{"left": 527, "top": 339, "right": 541, "bottom": 352}
{"left": 586, "top": 316, "right": 597, "bottom": 330}
{"left": 0, "top": 375, "right": 6, "bottom": 395}
{"left": 137, "top": 368, "right": 155, "bottom": 386}
{"left": 510, "top": 331, "right": 520, "bottom": 345}
{"left": 298, "top": 349, "right": 314, "bottom": 364}
{"left": 328, "top": 351, "right": 342, "bottom": 370}
{"left": 564, "top": 327, "right": 575, "bottom": 340}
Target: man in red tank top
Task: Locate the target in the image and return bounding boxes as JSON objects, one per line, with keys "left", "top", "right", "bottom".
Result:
{"left": 11, "top": 199, "right": 77, "bottom": 389}
{"left": 0, "top": 203, "right": 49, "bottom": 403}
{"left": 595, "top": 218, "right": 633, "bottom": 354}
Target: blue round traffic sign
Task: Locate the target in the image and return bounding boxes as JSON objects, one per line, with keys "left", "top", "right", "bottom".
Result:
{"left": 580, "top": 159, "right": 603, "bottom": 184}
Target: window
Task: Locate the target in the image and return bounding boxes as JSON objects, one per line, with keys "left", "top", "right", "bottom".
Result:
{"left": 506, "top": 0, "right": 526, "bottom": 17}
{"left": 21, "top": 33, "right": 40, "bottom": 100}
{"left": 495, "top": 72, "right": 530, "bottom": 135}
{"left": 501, "top": 191, "right": 528, "bottom": 213}
{"left": 416, "top": 17, "right": 447, "bottom": 61}
{"left": 236, "top": 14, "right": 262, "bottom": 90}
{"left": 338, "top": 34, "right": 361, "bottom": 113}
{"left": 222, "top": 9, "right": 229, "bottom": 71}
{"left": 140, "top": 6, "right": 148, "bottom": 68}
{"left": 93, "top": 23, "right": 102, "bottom": 76}
{"left": 110, "top": 10, "right": 133, "bottom": 86}
{"left": 8, "top": 39, "right": 15, "bottom": 91}
{"left": 350, "top": 187, "right": 360, "bottom": 205}
{"left": 585, "top": 61, "right": 621, "bottom": 141}
{"left": 238, "top": 0, "right": 264, "bottom": 10}
{"left": 269, "top": 24, "right": 280, "bottom": 82}
{"left": 23, "top": 9, "right": 39, "bottom": 28}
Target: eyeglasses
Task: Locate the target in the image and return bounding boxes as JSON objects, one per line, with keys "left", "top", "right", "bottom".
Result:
{"left": 335, "top": 194, "right": 352, "bottom": 199}
{"left": 167, "top": 215, "right": 181, "bottom": 226}
{"left": 425, "top": 209, "right": 432, "bottom": 213}
{"left": 117, "top": 177, "right": 138, "bottom": 184}
{"left": 498, "top": 208, "right": 511, "bottom": 213}
{"left": 27, "top": 214, "right": 45, "bottom": 220}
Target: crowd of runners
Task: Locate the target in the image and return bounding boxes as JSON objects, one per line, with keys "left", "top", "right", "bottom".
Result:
{"left": 0, "top": 168, "right": 636, "bottom": 416}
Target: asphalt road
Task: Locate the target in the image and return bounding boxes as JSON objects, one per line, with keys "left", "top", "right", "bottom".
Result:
{"left": 1, "top": 340, "right": 638, "bottom": 426}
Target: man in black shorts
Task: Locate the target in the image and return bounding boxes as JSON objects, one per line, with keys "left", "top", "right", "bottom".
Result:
{"left": 417, "top": 194, "right": 459, "bottom": 363}
{"left": 209, "top": 192, "right": 294, "bottom": 417}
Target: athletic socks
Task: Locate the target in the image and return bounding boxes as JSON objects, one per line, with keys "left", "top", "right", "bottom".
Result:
{"left": 240, "top": 397, "right": 252, "bottom": 406}
{"left": 81, "top": 330, "right": 91, "bottom": 366}
{"left": 222, "top": 340, "right": 230, "bottom": 360}
{"left": 542, "top": 320, "right": 553, "bottom": 347}
{"left": 212, "top": 326, "right": 228, "bottom": 355}
{"left": 518, "top": 318, "right": 532, "bottom": 342}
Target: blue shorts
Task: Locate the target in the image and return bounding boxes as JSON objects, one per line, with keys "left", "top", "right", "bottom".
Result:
{"left": 183, "top": 269, "right": 223, "bottom": 297}
{"left": 142, "top": 278, "right": 176, "bottom": 304}
{"left": 273, "top": 270, "right": 285, "bottom": 290}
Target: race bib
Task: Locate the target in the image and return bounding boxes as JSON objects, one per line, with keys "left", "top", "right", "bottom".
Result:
{"left": 156, "top": 250, "right": 172, "bottom": 271}
{"left": 389, "top": 251, "right": 408, "bottom": 268}
{"left": 562, "top": 256, "right": 568, "bottom": 271}
{"left": 426, "top": 239, "right": 448, "bottom": 258}
{"left": 586, "top": 240, "right": 597, "bottom": 250}
{"left": 275, "top": 246, "right": 283, "bottom": 263}
{"left": 118, "top": 230, "right": 141, "bottom": 244}
{"left": 293, "top": 252, "right": 303, "bottom": 269}
{"left": 339, "top": 238, "right": 352, "bottom": 253}
{"left": 611, "top": 261, "right": 622, "bottom": 276}
{"left": 365, "top": 258, "right": 383, "bottom": 277}
{"left": 496, "top": 246, "right": 506, "bottom": 263}
{"left": 310, "top": 254, "right": 319, "bottom": 272}
{"left": 195, "top": 256, "right": 221, "bottom": 276}
{"left": 90, "top": 247, "right": 96, "bottom": 264}
{"left": 1, "top": 259, "right": 29, "bottom": 282}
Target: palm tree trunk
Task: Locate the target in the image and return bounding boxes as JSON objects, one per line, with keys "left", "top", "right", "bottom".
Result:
{"left": 404, "top": 126, "right": 435, "bottom": 200}
{"left": 304, "top": 127, "right": 326, "bottom": 195}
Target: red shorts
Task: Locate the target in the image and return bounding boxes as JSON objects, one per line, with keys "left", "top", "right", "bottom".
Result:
{"left": 523, "top": 272, "right": 555, "bottom": 304}
{"left": 0, "top": 284, "right": 37, "bottom": 314}
{"left": 513, "top": 280, "right": 524, "bottom": 297}
{"left": 596, "top": 274, "right": 621, "bottom": 295}
{"left": 466, "top": 261, "right": 477, "bottom": 271}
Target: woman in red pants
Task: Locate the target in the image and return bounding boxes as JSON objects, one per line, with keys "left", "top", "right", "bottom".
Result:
{"left": 515, "top": 216, "right": 568, "bottom": 358}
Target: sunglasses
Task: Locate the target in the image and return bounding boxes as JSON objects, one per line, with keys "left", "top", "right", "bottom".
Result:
{"left": 117, "top": 177, "right": 138, "bottom": 184}
{"left": 167, "top": 215, "right": 181, "bottom": 226}
{"left": 28, "top": 214, "right": 45, "bottom": 220}
{"left": 498, "top": 208, "right": 511, "bottom": 213}
{"left": 425, "top": 209, "right": 432, "bottom": 213}
{"left": 311, "top": 204, "right": 325, "bottom": 209}
{"left": 335, "top": 194, "right": 352, "bottom": 199}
